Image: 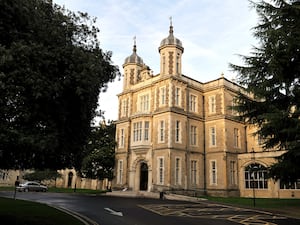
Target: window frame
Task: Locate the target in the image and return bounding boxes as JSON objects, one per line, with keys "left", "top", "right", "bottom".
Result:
{"left": 208, "top": 95, "right": 216, "bottom": 114}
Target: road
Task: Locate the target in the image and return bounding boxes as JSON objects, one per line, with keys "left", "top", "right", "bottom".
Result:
{"left": 0, "top": 191, "right": 299, "bottom": 225}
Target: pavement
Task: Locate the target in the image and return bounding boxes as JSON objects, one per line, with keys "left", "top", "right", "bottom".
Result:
{"left": 105, "top": 190, "right": 207, "bottom": 202}
{"left": 57, "top": 190, "right": 204, "bottom": 225}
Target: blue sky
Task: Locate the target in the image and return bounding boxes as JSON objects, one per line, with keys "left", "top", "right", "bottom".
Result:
{"left": 53, "top": 0, "right": 258, "bottom": 121}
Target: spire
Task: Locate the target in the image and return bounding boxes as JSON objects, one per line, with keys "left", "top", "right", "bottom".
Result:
{"left": 133, "top": 36, "right": 137, "bottom": 53}
{"left": 124, "top": 36, "right": 143, "bottom": 65}
{"left": 159, "top": 17, "right": 183, "bottom": 52}
{"left": 169, "top": 16, "right": 174, "bottom": 35}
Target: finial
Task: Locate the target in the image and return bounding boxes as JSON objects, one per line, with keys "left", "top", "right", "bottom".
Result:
{"left": 169, "top": 16, "right": 174, "bottom": 35}
{"left": 133, "top": 36, "right": 137, "bottom": 53}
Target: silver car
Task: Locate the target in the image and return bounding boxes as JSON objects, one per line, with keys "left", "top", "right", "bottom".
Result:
{"left": 16, "top": 181, "right": 48, "bottom": 192}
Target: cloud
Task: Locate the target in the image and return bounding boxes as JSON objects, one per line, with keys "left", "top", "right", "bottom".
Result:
{"left": 53, "top": 0, "right": 258, "bottom": 120}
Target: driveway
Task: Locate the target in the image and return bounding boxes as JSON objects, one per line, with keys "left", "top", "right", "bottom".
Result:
{"left": 0, "top": 191, "right": 299, "bottom": 225}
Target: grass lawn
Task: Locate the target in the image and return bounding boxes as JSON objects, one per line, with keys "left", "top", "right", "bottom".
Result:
{"left": 204, "top": 196, "right": 300, "bottom": 218}
{"left": 0, "top": 197, "right": 84, "bottom": 225}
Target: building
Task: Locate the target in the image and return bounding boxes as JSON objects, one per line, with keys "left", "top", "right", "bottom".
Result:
{"left": 113, "top": 22, "right": 299, "bottom": 198}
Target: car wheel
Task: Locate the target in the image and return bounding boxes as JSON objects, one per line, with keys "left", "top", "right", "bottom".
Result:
{"left": 25, "top": 188, "right": 29, "bottom": 192}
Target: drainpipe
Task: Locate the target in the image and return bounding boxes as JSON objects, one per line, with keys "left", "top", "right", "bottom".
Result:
{"left": 203, "top": 95, "right": 207, "bottom": 195}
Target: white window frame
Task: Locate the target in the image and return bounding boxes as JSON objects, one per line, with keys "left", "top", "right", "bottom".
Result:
{"left": 175, "top": 87, "right": 181, "bottom": 107}
{"left": 119, "top": 128, "right": 125, "bottom": 148}
{"left": 159, "top": 86, "right": 166, "bottom": 106}
{"left": 158, "top": 157, "right": 164, "bottom": 185}
{"left": 191, "top": 160, "right": 197, "bottom": 185}
{"left": 121, "top": 99, "right": 128, "bottom": 117}
{"left": 144, "top": 121, "right": 149, "bottom": 141}
{"left": 175, "top": 120, "right": 181, "bottom": 143}
{"left": 138, "top": 93, "right": 150, "bottom": 112}
{"left": 133, "top": 122, "right": 142, "bottom": 142}
{"left": 209, "top": 126, "right": 216, "bottom": 147}
{"left": 230, "top": 161, "right": 237, "bottom": 185}
{"left": 158, "top": 120, "right": 165, "bottom": 143}
{"left": 190, "top": 125, "right": 197, "bottom": 146}
{"left": 133, "top": 121, "right": 150, "bottom": 142}
{"left": 117, "top": 160, "right": 123, "bottom": 184}
{"left": 189, "top": 94, "right": 197, "bottom": 112}
{"left": 234, "top": 128, "right": 240, "bottom": 148}
{"left": 175, "top": 157, "right": 181, "bottom": 185}
{"left": 210, "top": 160, "right": 217, "bottom": 185}
{"left": 209, "top": 95, "right": 216, "bottom": 114}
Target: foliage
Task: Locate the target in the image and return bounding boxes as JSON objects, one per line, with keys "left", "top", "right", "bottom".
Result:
{"left": 230, "top": 0, "right": 300, "bottom": 182}
{"left": 0, "top": 0, "right": 119, "bottom": 170}
{"left": 80, "top": 121, "right": 116, "bottom": 180}
{"left": 0, "top": 197, "right": 84, "bottom": 225}
{"left": 23, "top": 170, "right": 62, "bottom": 182}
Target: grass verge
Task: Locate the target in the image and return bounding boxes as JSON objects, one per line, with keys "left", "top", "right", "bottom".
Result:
{"left": 0, "top": 197, "right": 84, "bottom": 225}
{"left": 204, "top": 196, "right": 300, "bottom": 218}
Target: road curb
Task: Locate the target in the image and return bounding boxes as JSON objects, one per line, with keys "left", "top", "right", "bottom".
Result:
{"left": 50, "top": 204, "right": 99, "bottom": 225}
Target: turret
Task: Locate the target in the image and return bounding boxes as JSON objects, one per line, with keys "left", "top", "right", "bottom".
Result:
{"left": 158, "top": 18, "right": 184, "bottom": 76}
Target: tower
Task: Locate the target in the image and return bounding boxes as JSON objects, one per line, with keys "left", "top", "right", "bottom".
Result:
{"left": 122, "top": 37, "right": 144, "bottom": 90}
{"left": 158, "top": 17, "right": 184, "bottom": 76}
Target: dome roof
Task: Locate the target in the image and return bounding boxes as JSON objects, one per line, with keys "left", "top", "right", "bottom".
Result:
{"left": 159, "top": 23, "right": 183, "bottom": 51}
{"left": 124, "top": 41, "right": 143, "bottom": 65}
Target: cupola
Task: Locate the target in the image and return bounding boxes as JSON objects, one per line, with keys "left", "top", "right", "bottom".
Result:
{"left": 158, "top": 18, "right": 184, "bottom": 76}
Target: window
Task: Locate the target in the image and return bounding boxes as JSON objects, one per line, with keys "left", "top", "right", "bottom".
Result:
{"left": 210, "top": 160, "right": 217, "bottom": 185}
{"left": 189, "top": 94, "right": 197, "bottom": 112}
{"left": 119, "top": 128, "right": 125, "bottom": 148}
{"left": 209, "top": 126, "right": 216, "bottom": 147}
{"left": 144, "top": 121, "right": 149, "bottom": 141}
{"left": 160, "top": 87, "right": 166, "bottom": 105}
{"left": 0, "top": 171, "right": 8, "bottom": 180}
{"left": 175, "top": 120, "right": 181, "bottom": 143}
{"left": 162, "top": 56, "right": 166, "bottom": 74}
{"left": 159, "top": 120, "right": 165, "bottom": 143}
{"left": 244, "top": 163, "right": 268, "bottom": 189}
{"left": 191, "top": 160, "right": 197, "bottom": 185}
{"left": 209, "top": 95, "right": 216, "bottom": 114}
{"left": 133, "top": 121, "right": 150, "bottom": 142}
{"left": 175, "top": 158, "right": 181, "bottom": 185}
{"left": 230, "top": 161, "right": 237, "bottom": 185}
{"left": 121, "top": 99, "right": 128, "bottom": 117}
{"left": 234, "top": 128, "right": 240, "bottom": 148}
{"left": 190, "top": 125, "right": 197, "bottom": 146}
{"left": 280, "top": 179, "right": 300, "bottom": 189}
{"left": 175, "top": 87, "right": 181, "bottom": 106}
{"left": 133, "top": 122, "right": 142, "bottom": 142}
{"left": 139, "top": 94, "right": 150, "bottom": 112}
{"left": 158, "top": 157, "right": 164, "bottom": 184}
{"left": 117, "top": 160, "right": 123, "bottom": 184}
{"left": 176, "top": 55, "right": 179, "bottom": 74}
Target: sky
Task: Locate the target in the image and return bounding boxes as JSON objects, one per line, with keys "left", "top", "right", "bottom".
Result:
{"left": 53, "top": 0, "right": 259, "bottom": 121}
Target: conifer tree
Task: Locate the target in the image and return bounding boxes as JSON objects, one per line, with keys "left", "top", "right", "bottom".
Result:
{"left": 230, "top": 0, "right": 300, "bottom": 183}
{"left": 0, "top": 0, "right": 119, "bottom": 170}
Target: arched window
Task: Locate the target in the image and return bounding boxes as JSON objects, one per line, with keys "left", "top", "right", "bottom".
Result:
{"left": 244, "top": 163, "right": 268, "bottom": 189}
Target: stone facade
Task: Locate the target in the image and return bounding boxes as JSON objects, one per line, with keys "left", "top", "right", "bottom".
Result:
{"left": 113, "top": 23, "right": 300, "bottom": 198}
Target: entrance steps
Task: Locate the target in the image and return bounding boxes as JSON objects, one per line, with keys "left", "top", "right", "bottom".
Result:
{"left": 105, "top": 190, "right": 207, "bottom": 202}
{"left": 105, "top": 190, "right": 160, "bottom": 199}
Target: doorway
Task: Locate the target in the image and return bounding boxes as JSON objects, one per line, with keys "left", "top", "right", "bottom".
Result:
{"left": 67, "top": 172, "right": 73, "bottom": 188}
{"left": 139, "top": 162, "right": 148, "bottom": 191}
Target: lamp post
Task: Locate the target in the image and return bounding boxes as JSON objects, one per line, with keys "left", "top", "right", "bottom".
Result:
{"left": 251, "top": 149, "right": 257, "bottom": 207}
{"left": 251, "top": 170, "right": 256, "bottom": 207}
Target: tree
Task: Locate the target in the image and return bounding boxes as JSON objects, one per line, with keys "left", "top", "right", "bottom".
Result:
{"left": 23, "top": 170, "right": 62, "bottom": 184}
{"left": 230, "top": 0, "right": 300, "bottom": 182}
{"left": 0, "top": 0, "right": 119, "bottom": 170}
{"left": 80, "top": 121, "right": 116, "bottom": 181}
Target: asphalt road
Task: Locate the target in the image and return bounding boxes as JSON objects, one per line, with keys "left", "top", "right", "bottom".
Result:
{"left": 1, "top": 191, "right": 299, "bottom": 225}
